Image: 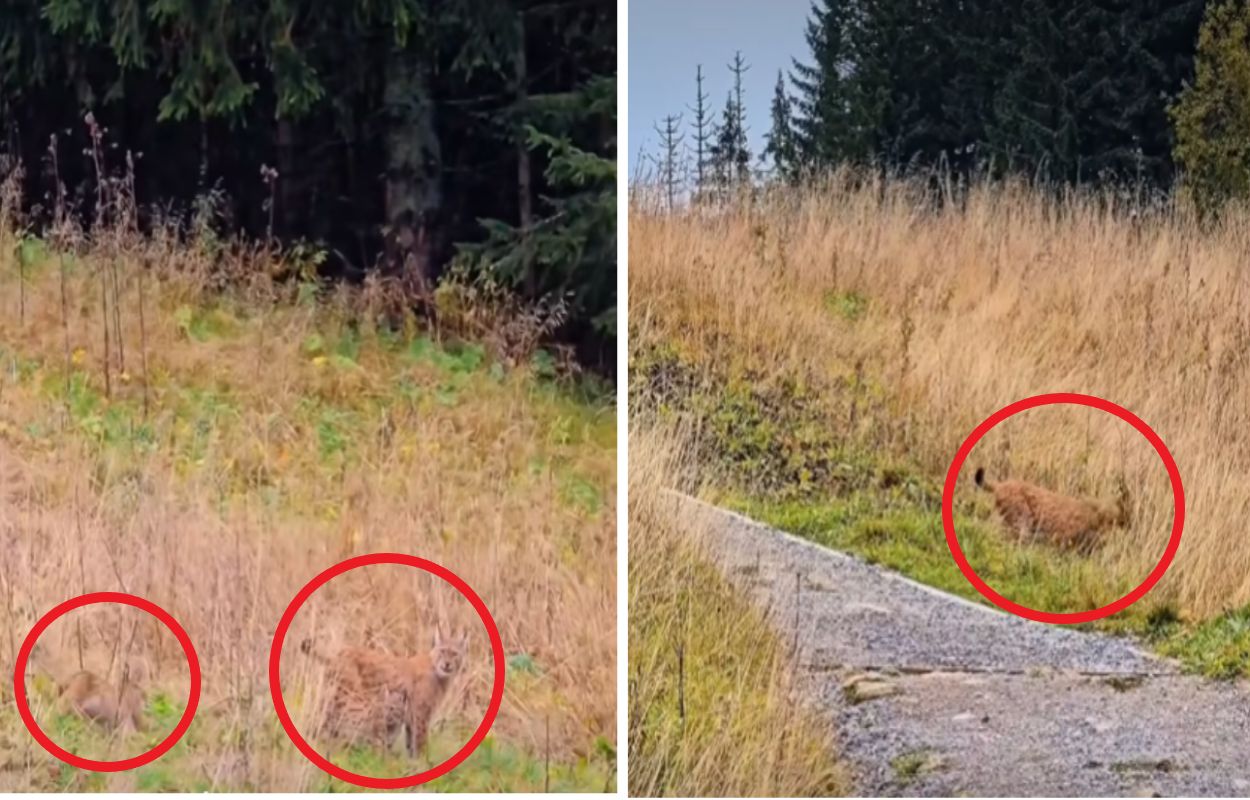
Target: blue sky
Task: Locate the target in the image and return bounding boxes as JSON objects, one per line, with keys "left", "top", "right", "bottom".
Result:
{"left": 628, "top": 0, "right": 812, "bottom": 175}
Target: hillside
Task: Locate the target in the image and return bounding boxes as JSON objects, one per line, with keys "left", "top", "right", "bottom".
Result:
{"left": 629, "top": 173, "right": 1250, "bottom": 793}
{"left": 0, "top": 210, "right": 616, "bottom": 791}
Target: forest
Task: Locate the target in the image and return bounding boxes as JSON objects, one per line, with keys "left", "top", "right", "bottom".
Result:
{"left": 645, "top": 0, "right": 1250, "bottom": 212}
{"left": 0, "top": 0, "right": 616, "bottom": 369}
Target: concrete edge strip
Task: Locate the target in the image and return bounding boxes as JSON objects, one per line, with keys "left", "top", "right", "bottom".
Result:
{"left": 804, "top": 662, "right": 1179, "bottom": 679}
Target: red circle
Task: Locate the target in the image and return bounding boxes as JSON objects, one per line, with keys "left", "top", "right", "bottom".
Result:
{"left": 943, "top": 392, "right": 1185, "bottom": 624}
{"left": 268, "top": 553, "right": 505, "bottom": 790}
{"left": 12, "top": 592, "right": 201, "bottom": 771}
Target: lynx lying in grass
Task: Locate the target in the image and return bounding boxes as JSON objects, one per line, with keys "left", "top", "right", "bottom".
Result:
{"left": 303, "top": 629, "right": 468, "bottom": 757}
{"left": 974, "top": 466, "right": 1129, "bottom": 553}
{"left": 56, "top": 661, "right": 148, "bottom": 733}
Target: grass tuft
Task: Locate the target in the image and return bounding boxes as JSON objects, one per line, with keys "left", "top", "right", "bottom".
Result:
{"left": 627, "top": 426, "right": 848, "bottom": 797}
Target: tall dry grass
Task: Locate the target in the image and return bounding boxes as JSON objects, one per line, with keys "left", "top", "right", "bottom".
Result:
{"left": 631, "top": 171, "right": 1250, "bottom": 623}
{"left": 627, "top": 424, "right": 848, "bottom": 797}
{"left": 0, "top": 166, "right": 615, "bottom": 789}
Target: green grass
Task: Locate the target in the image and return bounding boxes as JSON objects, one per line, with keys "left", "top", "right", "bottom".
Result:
{"left": 719, "top": 486, "right": 1128, "bottom": 624}
{"left": 313, "top": 730, "right": 614, "bottom": 793}
{"left": 717, "top": 467, "right": 1250, "bottom": 680}
{"left": 6, "top": 674, "right": 613, "bottom": 793}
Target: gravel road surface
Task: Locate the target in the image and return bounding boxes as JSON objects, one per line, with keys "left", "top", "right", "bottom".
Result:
{"left": 674, "top": 493, "right": 1250, "bottom": 797}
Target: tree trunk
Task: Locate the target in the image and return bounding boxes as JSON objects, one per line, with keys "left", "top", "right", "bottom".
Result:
{"left": 515, "top": 12, "right": 534, "bottom": 296}
{"left": 276, "top": 118, "right": 295, "bottom": 238}
{"left": 383, "top": 41, "right": 442, "bottom": 295}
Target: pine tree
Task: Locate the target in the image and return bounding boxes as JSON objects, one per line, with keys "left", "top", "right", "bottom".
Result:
{"left": 764, "top": 70, "right": 798, "bottom": 181}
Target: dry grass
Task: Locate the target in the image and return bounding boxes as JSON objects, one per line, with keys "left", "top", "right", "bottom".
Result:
{"left": 630, "top": 172, "right": 1250, "bottom": 622}
{"left": 627, "top": 424, "right": 848, "bottom": 797}
{"left": 0, "top": 201, "right": 615, "bottom": 790}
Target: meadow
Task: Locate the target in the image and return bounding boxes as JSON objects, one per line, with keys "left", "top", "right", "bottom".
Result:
{"left": 0, "top": 176, "right": 616, "bottom": 791}
{"left": 629, "top": 172, "right": 1250, "bottom": 793}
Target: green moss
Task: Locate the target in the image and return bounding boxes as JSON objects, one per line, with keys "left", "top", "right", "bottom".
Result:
{"left": 823, "top": 290, "right": 869, "bottom": 321}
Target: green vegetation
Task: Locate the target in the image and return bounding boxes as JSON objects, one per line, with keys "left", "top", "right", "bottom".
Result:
{"left": 320, "top": 730, "right": 613, "bottom": 793}
{"left": 3, "top": 702, "right": 612, "bottom": 793}
{"left": 1171, "top": 0, "right": 1250, "bottom": 214}
{"left": 890, "top": 749, "right": 942, "bottom": 788}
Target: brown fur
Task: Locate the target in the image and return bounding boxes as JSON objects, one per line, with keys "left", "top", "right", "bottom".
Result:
{"left": 57, "top": 661, "right": 148, "bottom": 733}
{"left": 304, "top": 629, "right": 468, "bottom": 756}
{"left": 974, "top": 466, "right": 1129, "bottom": 552}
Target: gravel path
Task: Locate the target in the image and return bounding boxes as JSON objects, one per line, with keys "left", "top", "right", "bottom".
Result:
{"left": 673, "top": 493, "right": 1250, "bottom": 797}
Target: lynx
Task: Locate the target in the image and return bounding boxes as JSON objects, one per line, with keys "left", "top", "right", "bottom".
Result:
{"left": 304, "top": 629, "right": 468, "bottom": 756}
{"left": 57, "top": 660, "right": 148, "bottom": 733}
{"left": 974, "top": 466, "right": 1129, "bottom": 552}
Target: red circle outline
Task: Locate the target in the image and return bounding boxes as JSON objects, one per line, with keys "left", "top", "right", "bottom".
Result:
{"left": 268, "top": 552, "right": 505, "bottom": 790}
{"left": 943, "top": 392, "right": 1185, "bottom": 624}
{"left": 12, "top": 592, "right": 201, "bottom": 771}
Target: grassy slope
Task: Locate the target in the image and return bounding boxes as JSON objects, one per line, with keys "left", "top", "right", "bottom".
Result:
{"left": 629, "top": 177, "right": 1250, "bottom": 691}
{"left": 0, "top": 230, "right": 615, "bottom": 791}
{"left": 627, "top": 430, "right": 848, "bottom": 797}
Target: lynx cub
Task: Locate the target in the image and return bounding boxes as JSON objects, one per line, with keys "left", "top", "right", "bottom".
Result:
{"left": 57, "top": 660, "right": 148, "bottom": 733}
{"left": 305, "top": 629, "right": 468, "bottom": 756}
{"left": 974, "top": 466, "right": 1130, "bottom": 552}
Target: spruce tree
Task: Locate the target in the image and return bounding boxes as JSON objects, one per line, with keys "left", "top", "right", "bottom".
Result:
{"left": 710, "top": 91, "right": 739, "bottom": 191}
{"left": 790, "top": 0, "right": 852, "bottom": 167}
{"left": 989, "top": 0, "right": 1203, "bottom": 186}
{"left": 688, "top": 64, "right": 713, "bottom": 193}
{"left": 728, "top": 50, "right": 752, "bottom": 183}
{"left": 654, "top": 113, "right": 684, "bottom": 210}
{"left": 940, "top": 0, "right": 1016, "bottom": 175}
{"left": 764, "top": 70, "right": 798, "bottom": 181}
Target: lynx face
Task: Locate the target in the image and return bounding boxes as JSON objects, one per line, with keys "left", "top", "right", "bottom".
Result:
{"left": 974, "top": 466, "right": 1129, "bottom": 552}
{"left": 430, "top": 629, "right": 467, "bottom": 679}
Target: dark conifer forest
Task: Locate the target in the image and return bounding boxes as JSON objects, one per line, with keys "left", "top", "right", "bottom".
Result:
{"left": 0, "top": 1, "right": 616, "bottom": 368}
{"left": 651, "top": 0, "right": 1250, "bottom": 212}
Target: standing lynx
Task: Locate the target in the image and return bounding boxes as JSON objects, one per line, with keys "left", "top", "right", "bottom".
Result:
{"left": 974, "top": 466, "right": 1130, "bottom": 552}
{"left": 304, "top": 629, "right": 468, "bottom": 756}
